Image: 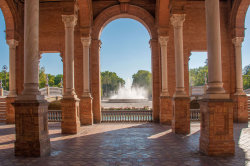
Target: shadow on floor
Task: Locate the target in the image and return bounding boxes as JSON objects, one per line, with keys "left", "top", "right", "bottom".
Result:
{"left": 0, "top": 122, "right": 249, "bottom": 166}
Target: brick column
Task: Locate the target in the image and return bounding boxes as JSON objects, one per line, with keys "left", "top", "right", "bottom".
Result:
{"left": 159, "top": 36, "right": 172, "bottom": 125}
{"left": 150, "top": 39, "right": 161, "bottom": 122}
{"left": 80, "top": 37, "right": 93, "bottom": 125}
{"left": 6, "top": 39, "right": 18, "bottom": 124}
{"left": 170, "top": 14, "right": 190, "bottom": 134}
{"left": 61, "top": 15, "right": 80, "bottom": 134}
{"left": 91, "top": 39, "right": 102, "bottom": 123}
{"left": 13, "top": 0, "right": 50, "bottom": 157}
{"left": 232, "top": 37, "right": 248, "bottom": 123}
{"left": 199, "top": 0, "right": 235, "bottom": 156}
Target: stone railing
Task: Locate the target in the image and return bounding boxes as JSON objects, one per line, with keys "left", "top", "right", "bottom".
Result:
{"left": 101, "top": 110, "right": 153, "bottom": 122}
{"left": 48, "top": 110, "right": 62, "bottom": 122}
{"left": 47, "top": 109, "right": 200, "bottom": 122}
{"left": 190, "top": 109, "right": 200, "bottom": 121}
{"left": 190, "top": 86, "right": 205, "bottom": 96}
{"left": 244, "top": 88, "right": 250, "bottom": 95}
{"left": 40, "top": 87, "right": 63, "bottom": 97}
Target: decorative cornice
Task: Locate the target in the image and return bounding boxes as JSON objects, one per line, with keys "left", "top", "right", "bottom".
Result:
{"left": 170, "top": 14, "right": 185, "bottom": 28}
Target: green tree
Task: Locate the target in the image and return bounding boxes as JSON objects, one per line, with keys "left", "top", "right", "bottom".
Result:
{"left": 101, "top": 71, "right": 125, "bottom": 97}
{"left": 132, "top": 70, "right": 152, "bottom": 97}
{"left": 39, "top": 67, "right": 47, "bottom": 88}
{"left": 47, "top": 74, "right": 55, "bottom": 87}
{"left": 189, "top": 66, "right": 208, "bottom": 86}
{"left": 0, "top": 70, "right": 9, "bottom": 90}
{"left": 243, "top": 64, "right": 250, "bottom": 90}
{"left": 54, "top": 74, "right": 63, "bottom": 87}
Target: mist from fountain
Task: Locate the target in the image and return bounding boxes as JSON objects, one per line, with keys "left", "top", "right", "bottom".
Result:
{"left": 110, "top": 78, "right": 148, "bottom": 99}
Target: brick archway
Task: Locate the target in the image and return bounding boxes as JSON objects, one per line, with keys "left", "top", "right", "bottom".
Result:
{"left": 0, "top": 0, "right": 15, "bottom": 40}
{"left": 90, "top": 4, "right": 161, "bottom": 123}
{"left": 231, "top": 0, "right": 250, "bottom": 37}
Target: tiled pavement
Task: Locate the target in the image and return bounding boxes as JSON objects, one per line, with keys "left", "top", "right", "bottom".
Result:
{"left": 0, "top": 122, "right": 249, "bottom": 166}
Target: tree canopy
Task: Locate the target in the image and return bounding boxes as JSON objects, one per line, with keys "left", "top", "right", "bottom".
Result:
{"left": 132, "top": 70, "right": 152, "bottom": 97}
{"left": 39, "top": 67, "right": 63, "bottom": 88}
{"left": 0, "top": 70, "right": 9, "bottom": 90}
{"left": 243, "top": 64, "right": 250, "bottom": 90}
{"left": 101, "top": 71, "right": 125, "bottom": 97}
{"left": 189, "top": 66, "right": 208, "bottom": 86}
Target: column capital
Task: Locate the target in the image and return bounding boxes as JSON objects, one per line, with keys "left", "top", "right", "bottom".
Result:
{"left": 170, "top": 14, "right": 185, "bottom": 28}
{"left": 232, "top": 37, "right": 244, "bottom": 47}
{"left": 81, "top": 37, "right": 91, "bottom": 47}
{"left": 62, "top": 15, "right": 77, "bottom": 28}
{"left": 6, "top": 39, "right": 18, "bottom": 49}
{"left": 158, "top": 36, "right": 169, "bottom": 46}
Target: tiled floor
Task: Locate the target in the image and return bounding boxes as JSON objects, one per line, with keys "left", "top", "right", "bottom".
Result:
{"left": 0, "top": 122, "right": 249, "bottom": 166}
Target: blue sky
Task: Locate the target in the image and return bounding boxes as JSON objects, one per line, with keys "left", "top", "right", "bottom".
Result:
{"left": 0, "top": 9, "right": 249, "bottom": 79}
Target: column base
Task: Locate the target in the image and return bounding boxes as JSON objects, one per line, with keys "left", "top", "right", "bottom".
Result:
{"left": 172, "top": 97, "right": 190, "bottom": 134}
{"left": 233, "top": 95, "right": 248, "bottom": 123}
{"left": 6, "top": 97, "right": 15, "bottom": 124}
{"left": 160, "top": 96, "right": 172, "bottom": 125}
{"left": 80, "top": 96, "right": 93, "bottom": 125}
{"left": 13, "top": 98, "right": 50, "bottom": 157}
{"left": 61, "top": 97, "right": 80, "bottom": 134}
{"left": 199, "top": 99, "right": 235, "bottom": 156}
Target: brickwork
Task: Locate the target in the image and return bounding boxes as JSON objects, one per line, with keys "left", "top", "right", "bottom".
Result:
{"left": 5, "top": 97, "right": 15, "bottom": 124}
{"left": 172, "top": 97, "right": 190, "bottom": 134}
{"left": 0, "top": 0, "right": 250, "bottom": 158}
{"left": 13, "top": 99, "right": 50, "bottom": 157}
{"left": 61, "top": 98, "right": 80, "bottom": 134}
{"left": 160, "top": 96, "right": 172, "bottom": 125}
{"left": 199, "top": 99, "right": 235, "bottom": 156}
{"left": 90, "top": 39, "right": 102, "bottom": 123}
{"left": 80, "top": 96, "right": 93, "bottom": 125}
{"left": 233, "top": 95, "right": 248, "bottom": 123}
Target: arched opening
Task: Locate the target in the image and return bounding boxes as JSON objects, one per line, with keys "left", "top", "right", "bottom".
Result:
{"left": 39, "top": 53, "right": 63, "bottom": 117}
{"left": 100, "top": 18, "right": 152, "bottom": 122}
{"left": 0, "top": 9, "right": 9, "bottom": 95}
{"left": 189, "top": 51, "right": 208, "bottom": 121}
{"left": 91, "top": 5, "right": 160, "bottom": 123}
{"left": 242, "top": 7, "right": 250, "bottom": 92}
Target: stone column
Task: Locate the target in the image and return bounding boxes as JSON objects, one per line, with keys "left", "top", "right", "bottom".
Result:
{"left": 91, "top": 39, "right": 102, "bottom": 123}
{"left": 171, "top": 14, "right": 186, "bottom": 97}
{"left": 6, "top": 39, "right": 18, "bottom": 124}
{"left": 61, "top": 15, "right": 80, "bottom": 134}
{"left": 13, "top": 0, "right": 50, "bottom": 157}
{"left": 62, "top": 15, "right": 77, "bottom": 98}
{"left": 7, "top": 39, "right": 18, "bottom": 97}
{"left": 170, "top": 14, "right": 190, "bottom": 134}
{"left": 233, "top": 37, "right": 245, "bottom": 95}
{"left": 205, "top": 0, "right": 227, "bottom": 98}
{"left": 199, "top": 0, "right": 235, "bottom": 156}
{"left": 232, "top": 37, "right": 248, "bottom": 123}
{"left": 80, "top": 37, "right": 93, "bottom": 125}
{"left": 159, "top": 36, "right": 172, "bottom": 125}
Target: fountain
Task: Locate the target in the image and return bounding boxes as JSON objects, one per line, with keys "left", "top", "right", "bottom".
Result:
{"left": 108, "top": 78, "right": 148, "bottom": 103}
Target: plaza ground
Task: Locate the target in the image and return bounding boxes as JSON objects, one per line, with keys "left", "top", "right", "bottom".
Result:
{"left": 0, "top": 122, "right": 249, "bottom": 166}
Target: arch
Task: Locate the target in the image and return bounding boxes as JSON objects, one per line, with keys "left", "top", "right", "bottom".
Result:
{"left": 231, "top": 0, "right": 250, "bottom": 37}
{"left": 0, "top": 0, "right": 15, "bottom": 39}
{"left": 92, "top": 4, "right": 157, "bottom": 40}
{"left": 90, "top": 4, "right": 161, "bottom": 123}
